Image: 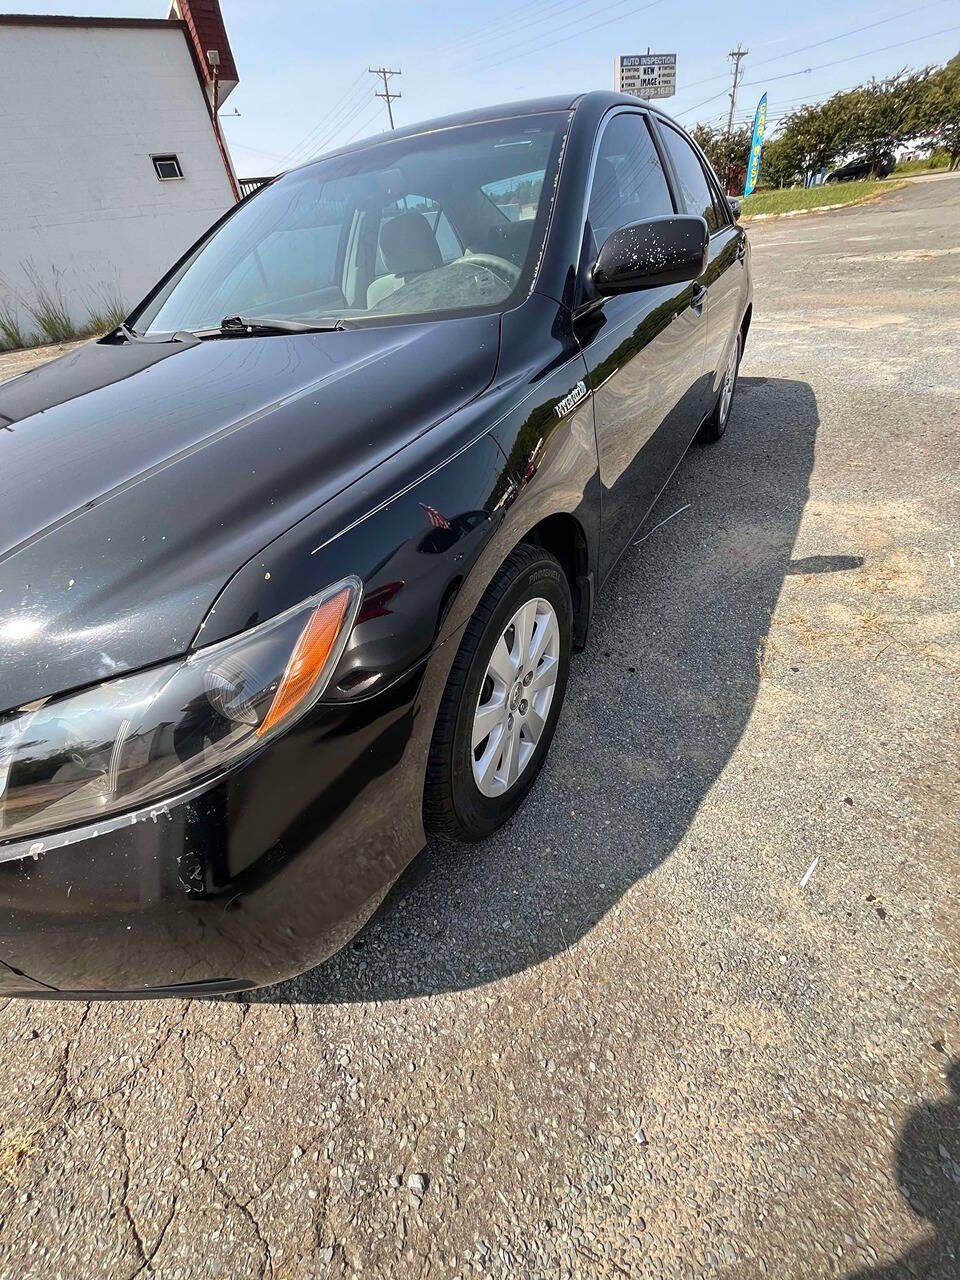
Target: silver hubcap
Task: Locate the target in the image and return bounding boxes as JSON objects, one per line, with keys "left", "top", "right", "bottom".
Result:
{"left": 471, "top": 597, "right": 560, "bottom": 797}
{"left": 719, "top": 340, "right": 738, "bottom": 424}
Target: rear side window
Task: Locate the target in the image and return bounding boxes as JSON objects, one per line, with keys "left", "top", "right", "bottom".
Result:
{"left": 658, "top": 123, "right": 721, "bottom": 233}
{"left": 587, "top": 113, "right": 674, "bottom": 251}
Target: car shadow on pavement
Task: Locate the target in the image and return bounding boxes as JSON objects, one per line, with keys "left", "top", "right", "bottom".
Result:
{"left": 244, "top": 375, "right": 822, "bottom": 1005}
{"left": 843, "top": 1058, "right": 960, "bottom": 1280}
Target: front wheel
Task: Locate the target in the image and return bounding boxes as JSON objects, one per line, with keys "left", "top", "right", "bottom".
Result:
{"left": 424, "top": 544, "right": 572, "bottom": 842}
{"left": 699, "top": 330, "right": 742, "bottom": 443}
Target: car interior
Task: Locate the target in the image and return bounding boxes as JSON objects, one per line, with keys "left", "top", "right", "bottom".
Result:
{"left": 295, "top": 148, "right": 546, "bottom": 319}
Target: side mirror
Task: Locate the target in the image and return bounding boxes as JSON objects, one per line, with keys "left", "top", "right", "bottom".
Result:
{"left": 728, "top": 196, "right": 742, "bottom": 221}
{"left": 591, "top": 215, "right": 709, "bottom": 295}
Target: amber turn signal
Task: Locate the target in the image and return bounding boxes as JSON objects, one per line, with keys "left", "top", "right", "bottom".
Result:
{"left": 257, "top": 586, "right": 353, "bottom": 737}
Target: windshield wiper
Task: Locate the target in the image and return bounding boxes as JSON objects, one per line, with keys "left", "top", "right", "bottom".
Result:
{"left": 216, "top": 315, "right": 347, "bottom": 336}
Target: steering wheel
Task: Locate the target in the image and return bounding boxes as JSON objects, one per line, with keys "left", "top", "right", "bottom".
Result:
{"left": 458, "top": 254, "right": 522, "bottom": 285}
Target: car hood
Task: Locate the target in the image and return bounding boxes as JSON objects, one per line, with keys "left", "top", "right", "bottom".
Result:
{"left": 0, "top": 316, "right": 500, "bottom": 714}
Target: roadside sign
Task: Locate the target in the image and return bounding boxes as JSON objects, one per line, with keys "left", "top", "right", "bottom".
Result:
{"left": 615, "top": 53, "right": 677, "bottom": 100}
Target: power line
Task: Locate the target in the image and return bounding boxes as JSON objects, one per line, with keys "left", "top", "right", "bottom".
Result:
{"left": 679, "top": 86, "right": 741, "bottom": 119}
{"left": 750, "top": 20, "right": 960, "bottom": 82}
{"left": 370, "top": 66, "right": 401, "bottom": 130}
{"left": 677, "top": 21, "right": 960, "bottom": 120}
{"left": 465, "top": 0, "right": 669, "bottom": 72}
{"left": 431, "top": 0, "right": 556, "bottom": 56}
{"left": 286, "top": 86, "right": 370, "bottom": 165}
{"left": 280, "top": 68, "right": 368, "bottom": 165}
{"left": 752, "top": 0, "right": 953, "bottom": 71}
{"left": 682, "top": 68, "right": 907, "bottom": 127}
{"left": 226, "top": 139, "right": 290, "bottom": 164}
{"left": 678, "top": 0, "right": 952, "bottom": 96}
{"left": 459, "top": 0, "right": 653, "bottom": 56}
{"left": 438, "top": 0, "right": 601, "bottom": 57}
{"left": 339, "top": 102, "right": 387, "bottom": 149}
{"left": 283, "top": 86, "right": 370, "bottom": 166}
{"left": 297, "top": 87, "right": 380, "bottom": 163}
{"left": 725, "top": 80, "right": 865, "bottom": 124}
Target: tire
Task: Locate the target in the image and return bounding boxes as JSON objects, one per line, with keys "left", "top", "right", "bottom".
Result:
{"left": 699, "top": 329, "right": 742, "bottom": 443}
{"left": 424, "top": 543, "right": 572, "bottom": 842}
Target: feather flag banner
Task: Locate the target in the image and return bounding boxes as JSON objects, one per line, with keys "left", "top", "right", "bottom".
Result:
{"left": 744, "top": 94, "right": 768, "bottom": 197}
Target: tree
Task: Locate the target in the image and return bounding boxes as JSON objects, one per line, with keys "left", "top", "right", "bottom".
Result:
{"left": 690, "top": 50, "right": 960, "bottom": 187}
{"left": 689, "top": 122, "right": 723, "bottom": 170}
{"left": 776, "top": 92, "right": 857, "bottom": 182}
{"left": 843, "top": 70, "right": 932, "bottom": 173}
{"left": 689, "top": 123, "right": 752, "bottom": 191}
{"left": 760, "top": 135, "right": 802, "bottom": 188}
{"left": 920, "top": 52, "right": 960, "bottom": 170}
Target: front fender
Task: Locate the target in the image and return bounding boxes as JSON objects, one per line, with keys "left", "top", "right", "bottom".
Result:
{"left": 196, "top": 418, "right": 511, "bottom": 701}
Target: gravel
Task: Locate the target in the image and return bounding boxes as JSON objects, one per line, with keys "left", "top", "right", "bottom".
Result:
{"left": 0, "top": 174, "right": 957, "bottom": 1279}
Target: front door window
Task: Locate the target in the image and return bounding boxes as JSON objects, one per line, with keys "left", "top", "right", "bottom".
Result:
{"left": 586, "top": 112, "right": 675, "bottom": 255}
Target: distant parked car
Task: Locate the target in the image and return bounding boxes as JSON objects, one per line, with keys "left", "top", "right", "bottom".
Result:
{"left": 0, "top": 90, "right": 752, "bottom": 997}
{"left": 826, "top": 152, "right": 895, "bottom": 182}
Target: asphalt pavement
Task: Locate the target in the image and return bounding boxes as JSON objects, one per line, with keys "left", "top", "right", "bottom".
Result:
{"left": 0, "top": 173, "right": 957, "bottom": 1279}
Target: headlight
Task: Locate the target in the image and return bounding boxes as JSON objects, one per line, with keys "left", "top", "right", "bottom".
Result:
{"left": 0, "top": 577, "right": 361, "bottom": 844}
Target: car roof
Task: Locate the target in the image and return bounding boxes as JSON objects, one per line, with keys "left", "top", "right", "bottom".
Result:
{"left": 291, "top": 90, "right": 678, "bottom": 173}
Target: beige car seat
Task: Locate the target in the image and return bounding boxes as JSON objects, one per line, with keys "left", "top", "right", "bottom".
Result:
{"left": 367, "top": 210, "right": 443, "bottom": 309}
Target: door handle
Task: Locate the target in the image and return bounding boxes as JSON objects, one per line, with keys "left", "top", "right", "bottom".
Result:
{"left": 691, "top": 284, "right": 708, "bottom": 313}
{"left": 736, "top": 239, "right": 747, "bottom": 263}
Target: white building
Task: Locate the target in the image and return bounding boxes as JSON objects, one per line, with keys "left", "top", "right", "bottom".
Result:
{"left": 0, "top": 2, "right": 240, "bottom": 343}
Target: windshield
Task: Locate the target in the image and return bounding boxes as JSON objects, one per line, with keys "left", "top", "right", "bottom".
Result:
{"left": 136, "top": 112, "right": 569, "bottom": 335}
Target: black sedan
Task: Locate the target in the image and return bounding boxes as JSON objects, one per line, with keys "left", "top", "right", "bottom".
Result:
{"left": 0, "top": 91, "right": 752, "bottom": 997}
{"left": 825, "top": 151, "right": 895, "bottom": 182}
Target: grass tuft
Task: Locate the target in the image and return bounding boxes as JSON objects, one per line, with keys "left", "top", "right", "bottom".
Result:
{"left": 0, "top": 1124, "right": 42, "bottom": 1185}
{"left": 0, "top": 269, "right": 128, "bottom": 351}
{"left": 19, "top": 262, "right": 79, "bottom": 344}
{"left": 80, "top": 300, "right": 128, "bottom": 338}
{"left": 0, "top": 296, "right": 33, "bottom": 352}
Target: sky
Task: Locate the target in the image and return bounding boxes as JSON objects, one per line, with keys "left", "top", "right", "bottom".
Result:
{"left": 3, "top": 0, "right": 958, "bottom": 174}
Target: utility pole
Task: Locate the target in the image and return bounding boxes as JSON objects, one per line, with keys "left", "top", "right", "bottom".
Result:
{"left": 726, "top": 45, "right": 748, "bottom": 135}
{"left": 369, "top": 66, "right": 401, "bottom": 130}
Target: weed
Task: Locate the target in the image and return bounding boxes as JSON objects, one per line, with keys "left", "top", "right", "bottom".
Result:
{"left": 0, "top": 296, "right": 33, "bottom": 352}
{"left": 0, "top": 268, "right": 128, "bottom": 351}
{"left": 80, "top": 301, "right": 128, "bottom": 338}
{"left": 81, "top": 283, "right": 128, "bottom": 337}
{"left": 0, "top": 1124, "right": 42, "bottom": 1185}
{"left": 19, "top": 261, "right": 80, "bottom": 344}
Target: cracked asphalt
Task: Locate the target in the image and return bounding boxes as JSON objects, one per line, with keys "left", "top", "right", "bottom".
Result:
{"left": 0, "top": 173, "right": 958, "bottom": 1279}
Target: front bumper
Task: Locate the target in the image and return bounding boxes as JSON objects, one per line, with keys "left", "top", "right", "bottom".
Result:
{"left": 0, "top": 657, "right": 443, "bottom": 998}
